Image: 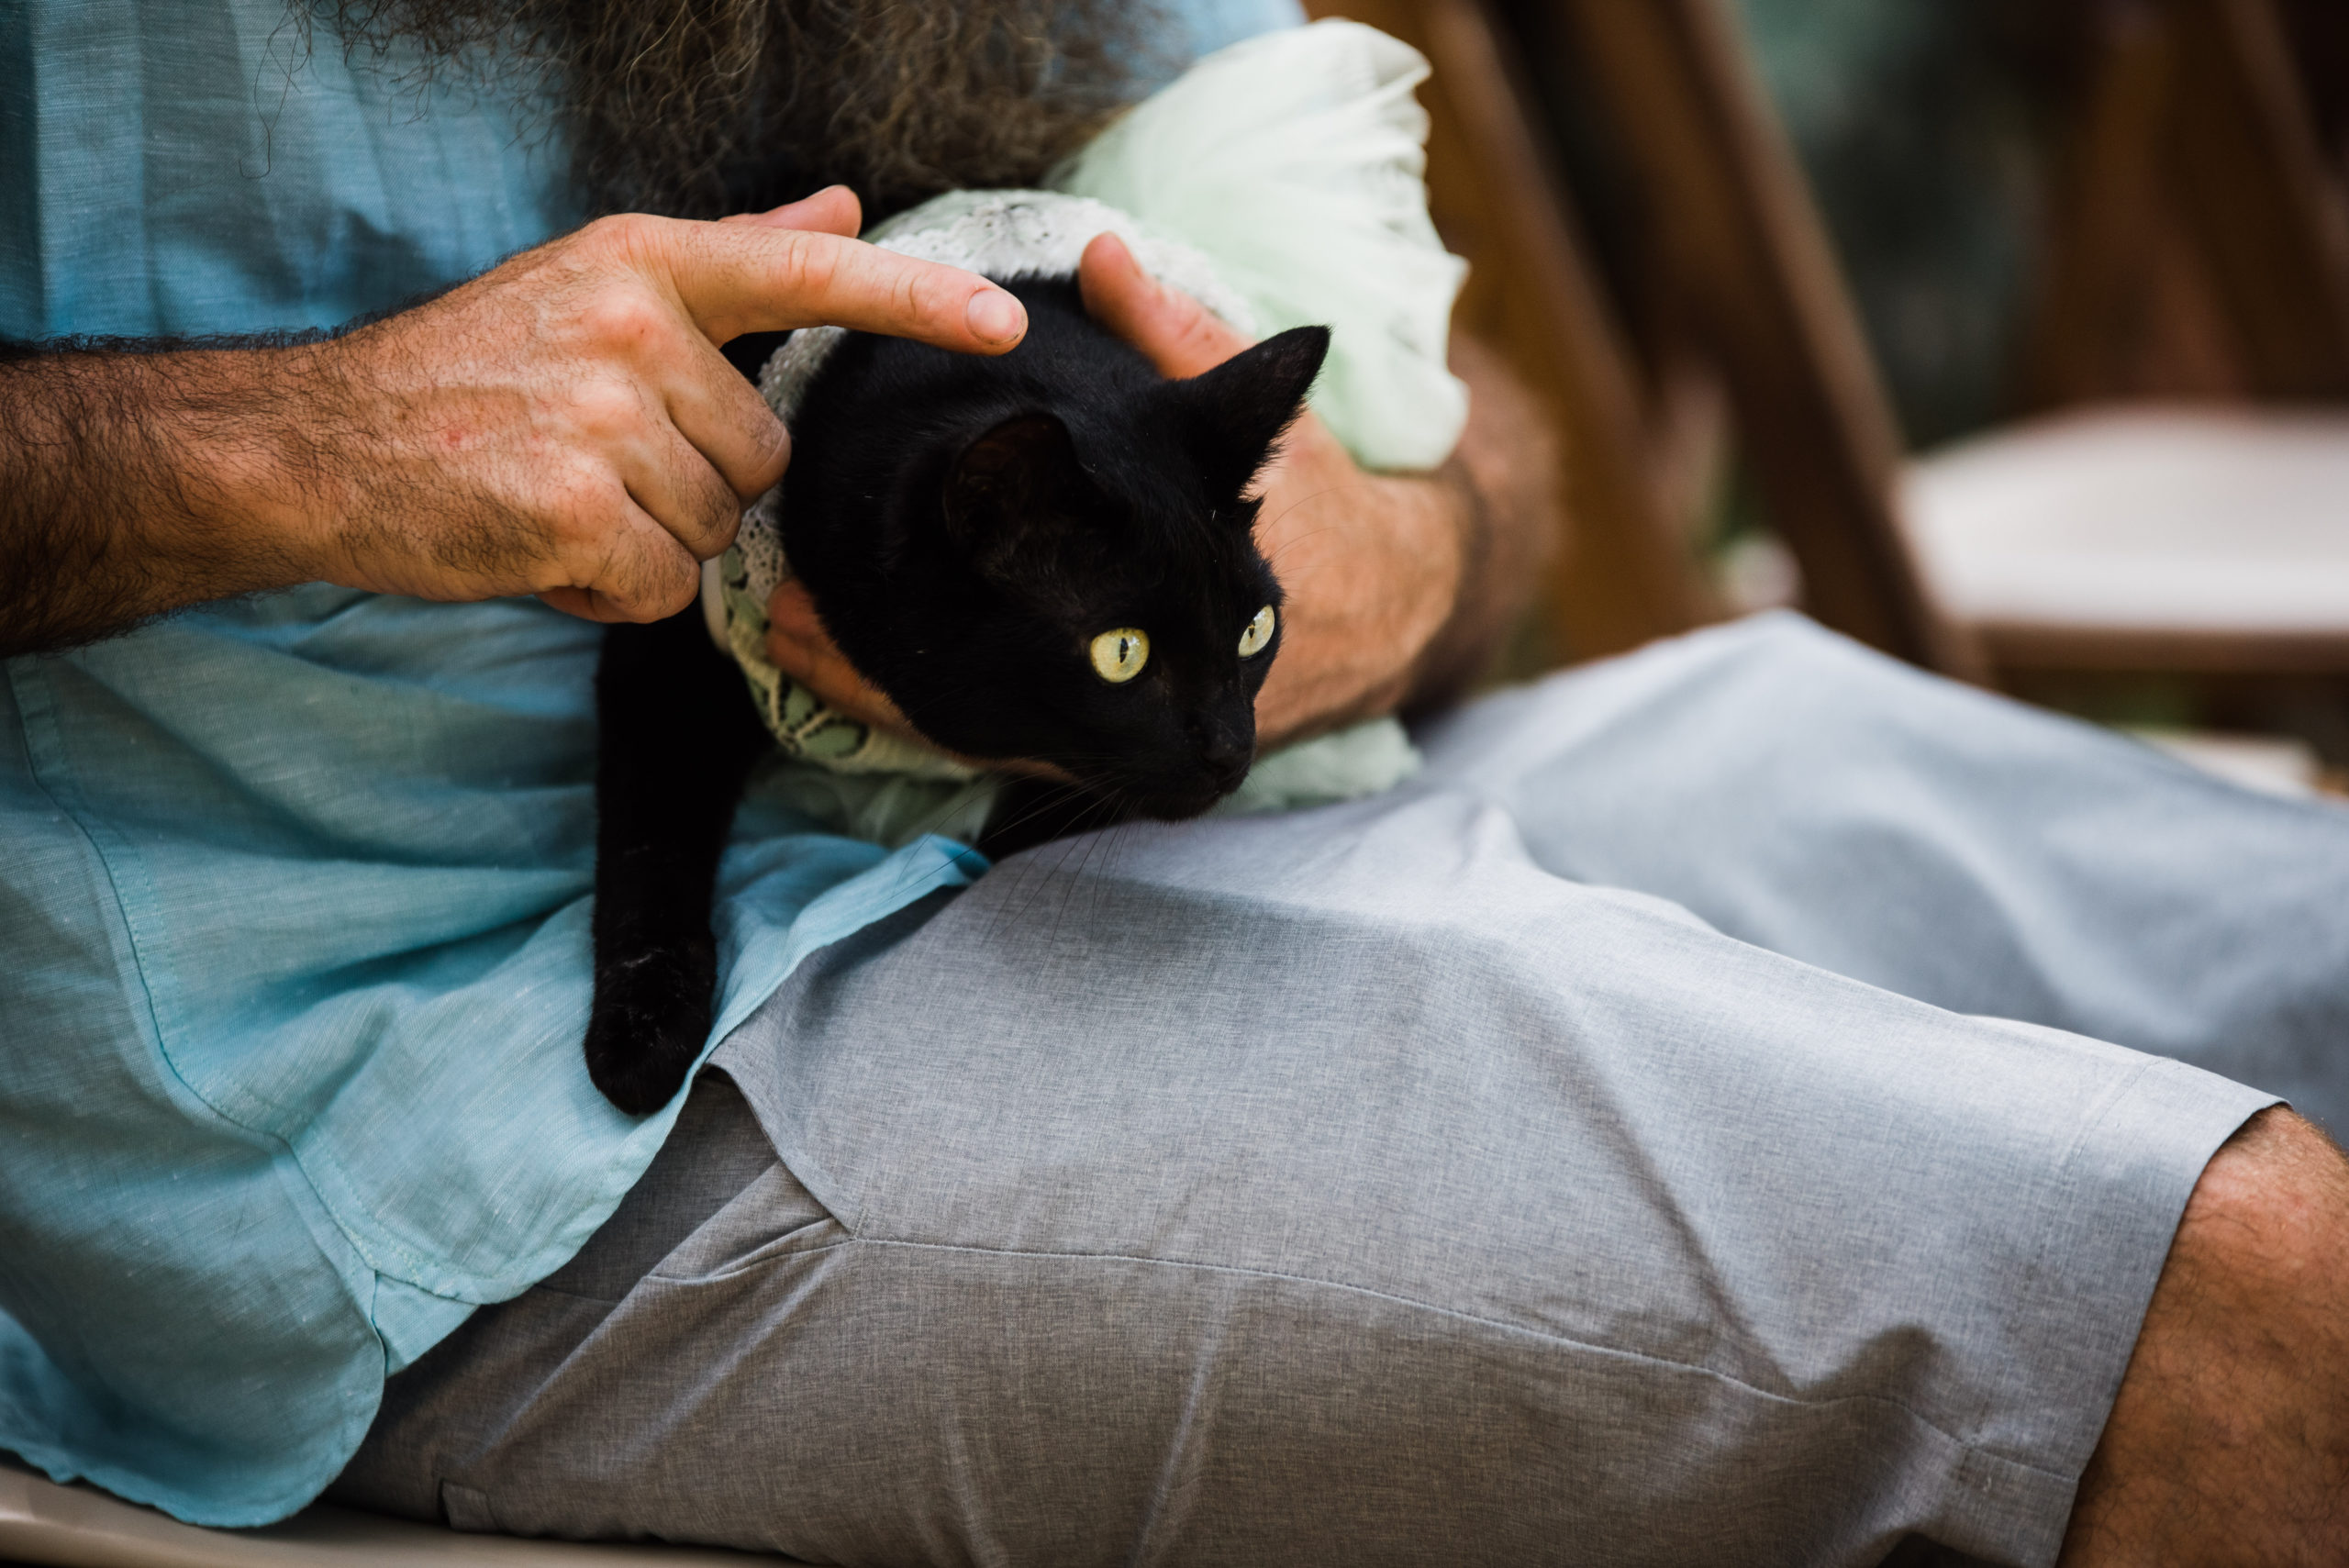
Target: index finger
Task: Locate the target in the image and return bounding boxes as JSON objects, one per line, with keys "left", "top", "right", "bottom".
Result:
{"left": 659, "top": 221, "right": 1027, "bottom": 355}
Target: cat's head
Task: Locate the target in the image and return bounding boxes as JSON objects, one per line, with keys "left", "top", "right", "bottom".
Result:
{"left": 850, "top": 323, "right": 1330, "bottom": 822}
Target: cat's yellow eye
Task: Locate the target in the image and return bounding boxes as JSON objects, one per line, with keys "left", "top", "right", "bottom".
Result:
{"left": 1089, "top": 628, "right": 1150, "bottom": 684}
{"left": 1238, "top": 605, "right": 1276, "bottom": 658}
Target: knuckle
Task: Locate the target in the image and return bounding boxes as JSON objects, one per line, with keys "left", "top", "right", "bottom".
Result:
{"left": 583, "top": 211, "right": 657, "bottom": 259}
{"left": 566, "top": 377, "right": 645, "bottom": 439}
{"left": 697, "top": 508, "right": 743, "bottom": 557}
{"left": 717, "top": 385, "right": 790, "bottom": 476}
{"left": 638, "top": 540, "right": 701, "bottom": 617}
{"left": 545, "top": 472, "right": 623, "bottom": 545}
{"left": 704, "top": 462, "right": 747, "bottom": 520}
{"left": 897, "top": 269, "right": 939, "bottom": 328}
{"left": 781, "top": 234, "right": 841, "bottom": 301}
{"left": 749, "top": 418, "right": 791, "bottom": 489}
{"left": 680, "top": 472, "right": 741, "bottom": 550}
{"left": 576, "top": 289, "right": 668, "bottom": 352}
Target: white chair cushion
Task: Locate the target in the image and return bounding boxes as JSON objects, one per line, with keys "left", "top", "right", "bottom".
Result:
{"left": 1899, "top": 406, "right": 2349, "bottom": 639}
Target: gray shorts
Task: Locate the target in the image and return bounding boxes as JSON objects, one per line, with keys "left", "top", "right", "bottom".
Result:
{"left": 332, "top": 615, "right": 2338, "bottom": 1567}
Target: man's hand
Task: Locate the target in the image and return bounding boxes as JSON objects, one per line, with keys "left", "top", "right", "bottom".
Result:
{"left": 300, "top": 186, "right": 1029, "bottom": 623}
{"left": 0, "top": 186, "right": 1030, "bottom": 656}
{"left": 768, "top": 230, "right": 1515, "bottom": 752}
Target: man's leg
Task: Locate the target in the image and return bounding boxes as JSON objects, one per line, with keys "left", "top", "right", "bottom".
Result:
{"left": 2064, "top": 1108, "right": 2349, "bottom": 1565}
{"left": 1415, "top": 612, "right": 2349, "bottom": 1132}
{"left": 336, "top": 784, "right": 2273, "bottom": 1566}
{"left": 1409, "top": 615, "right": 2349, "bottom": 1561}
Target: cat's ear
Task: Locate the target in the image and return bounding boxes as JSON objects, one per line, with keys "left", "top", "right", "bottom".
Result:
{"left": 942, "top": 411, "right": 1095, "bottom": 572}
{"left": 1170, "top": 325, "right": 1331, "bottom": 501}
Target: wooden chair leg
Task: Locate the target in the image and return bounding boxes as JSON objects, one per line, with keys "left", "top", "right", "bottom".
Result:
{"left": 2028, "top": 0, "right": 2349, "bottom": 407}
{"left": 1547, "top": 0, "right": 1987, "bottom": 681}
{"left": 2165, "top": 0, "right": 2349, "bottom": 399}
{"left": 2022, "top": 6, "right": 2235, "bottom": 406}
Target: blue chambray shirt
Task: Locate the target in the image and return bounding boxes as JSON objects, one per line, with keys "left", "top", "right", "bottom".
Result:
{"left": 0, "top": 0, "right": 1304, "bottom": 1528}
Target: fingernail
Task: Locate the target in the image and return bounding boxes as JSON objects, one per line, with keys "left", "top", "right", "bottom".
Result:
{"left": 966, "top": 289, "right": 1025, "bottom": 345}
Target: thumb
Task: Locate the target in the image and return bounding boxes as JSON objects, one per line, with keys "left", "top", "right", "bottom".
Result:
{"left": 763, "top": 580, "right": 911, "bottom": 735}
{"left": 1078, "top": 231, "right": 1252, "bottom": 378}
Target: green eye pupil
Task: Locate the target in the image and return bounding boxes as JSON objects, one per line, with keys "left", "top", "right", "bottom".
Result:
{"left": 1238, "top": 605, "right": 1276, "bottom": 658}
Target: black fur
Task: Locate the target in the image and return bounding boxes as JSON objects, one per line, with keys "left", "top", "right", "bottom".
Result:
{"left": 586, "top": 275, "right": 1327, "bottom": 1113}
{"left": 585, "top": 608, "right": 770, "bottom": 1114}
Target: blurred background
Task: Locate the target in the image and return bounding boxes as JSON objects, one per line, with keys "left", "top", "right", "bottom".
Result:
{"left": 1315, "top": 0, "right": 2349, "bottom": 795}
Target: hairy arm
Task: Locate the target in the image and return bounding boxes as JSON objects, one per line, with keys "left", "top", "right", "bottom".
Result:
{"left": 0, "top": 342, "right": 328, "bottom": 659}
{"left": 0, "top": 186, "right": 1028, "bottom": 662}
{"left": 1397, "top": 332, "right": 1563, "bottom": 722}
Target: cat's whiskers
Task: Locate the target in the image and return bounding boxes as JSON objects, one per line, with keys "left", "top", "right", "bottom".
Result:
{"left": 1030, "top": 786, "right": 1153, "bottom": 950}
{"left": 1258, "top": 524, "right": 1348, "bottom": 569}
{"left": 1254, "top": 476, "right": 1392, "bottom": 530}
{"left": 981, "top": 779, "right": 1104, "bottom": 944}
{"left": 1043, "top": 813, "right": 1115, "bottom": 952}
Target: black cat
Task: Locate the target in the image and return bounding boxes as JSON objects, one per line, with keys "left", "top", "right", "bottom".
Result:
{"left": 586, "top": 274, "right": 1330, "bottom": 1114}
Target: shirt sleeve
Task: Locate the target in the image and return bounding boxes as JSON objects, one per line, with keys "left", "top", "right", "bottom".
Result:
{"left": 1163, "top": 0, "right": 1308, "bottom": 55}
{"left": 1128, "top": 0, "right": 1307, "bottom": 94}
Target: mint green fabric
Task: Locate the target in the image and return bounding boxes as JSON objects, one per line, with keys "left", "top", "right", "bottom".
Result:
{"left": 0, "top": 0, "right": 1304, "bottom": 1529}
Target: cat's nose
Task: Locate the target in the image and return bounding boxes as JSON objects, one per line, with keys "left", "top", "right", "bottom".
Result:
{"left": 1197, "top": 731, "right": 1252, "bottom": 788}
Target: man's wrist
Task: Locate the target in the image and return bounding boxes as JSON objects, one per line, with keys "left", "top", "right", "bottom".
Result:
{"left": 1397, "top": 456, "right": 1492, "bottom": 716}
{"left": 1251, "top": 459, "right": 1464, "bottom": 751}
{"left": 0, "top": 339, "right": 349, "bottom": 657}
{"left": 1398, "top": 337, "right": 1563, "bottom": 718}
{"left": 163, "top": 343, "right": 346, "bottom": 595}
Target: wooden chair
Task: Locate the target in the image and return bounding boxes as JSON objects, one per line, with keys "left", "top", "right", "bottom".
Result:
{"left": 1305, "top": 0, "right": 1985, "bottom": 677}
{"left": 0, "top": 1453, "right": 772, "bottom": 1565}
{"left": 1967, "top": 0, "right": 2349, "bottom": 684}
{"left": 1318, "top": 0, "right": 2349, "bottom": 703}
{"left": 2025, "top": 0, "right": 2349, "bottom": 412}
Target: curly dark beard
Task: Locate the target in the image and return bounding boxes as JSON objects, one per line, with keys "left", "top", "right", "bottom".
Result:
{"left": 308, "top": 0, "right": 1164, "bottom": 221}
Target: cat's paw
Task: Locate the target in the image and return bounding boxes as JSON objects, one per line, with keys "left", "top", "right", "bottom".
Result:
{"left": 584, "top": 945, "right": 717, "bottom": 1116}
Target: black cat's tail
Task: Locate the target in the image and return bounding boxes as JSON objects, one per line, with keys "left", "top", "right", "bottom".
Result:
{"left": 586, "top": 606, "right": 769, "bottom": 1115}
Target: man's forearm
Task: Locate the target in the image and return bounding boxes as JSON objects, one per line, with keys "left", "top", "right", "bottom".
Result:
{"left": 0, "top": 341, "right": 323, "bottom": 658}
{"left": 1241, "top": 336, "right": 1564, "bottom": 750}
{"left": 2, "top": 204, "right": 1033, "bottom": 661}
{"left": 1399, "top": 332, "right": 1564, "bottom": 718}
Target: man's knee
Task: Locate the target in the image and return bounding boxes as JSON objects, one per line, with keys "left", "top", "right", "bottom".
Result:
{"left": 2061, "top": 1107, "right": 2349, "bottom": 1565}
